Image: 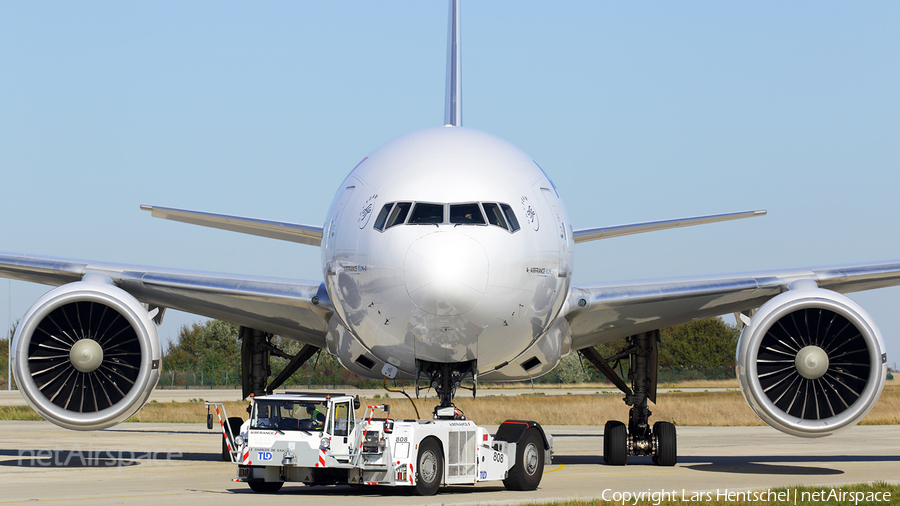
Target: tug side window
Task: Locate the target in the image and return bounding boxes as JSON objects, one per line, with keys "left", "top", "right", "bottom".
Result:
{"left": 333, "top": 401, "right": 352, "bottom": 437}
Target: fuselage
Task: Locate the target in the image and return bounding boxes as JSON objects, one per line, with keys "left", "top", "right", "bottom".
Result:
{"left": 322, "top": 127, "right": 574, "bottom": 381}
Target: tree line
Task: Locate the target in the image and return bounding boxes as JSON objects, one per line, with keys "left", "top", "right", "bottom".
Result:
{"left": 159, "top": 317, "right": 741, "bottom": 387}
{"left": 1, "top": 322, "right": 16, "bottom": 389}
{"left": 159, "top": 320, "right": 374, "bottom": 388}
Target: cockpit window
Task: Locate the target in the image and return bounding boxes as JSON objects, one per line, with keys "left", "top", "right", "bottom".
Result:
{"left": 500, "top": 203, "right": 520, "bottom": 232}
{"left": 449, "top": 203, "right": 486, "bottom": 225}
{"left": 408, "top": 203, "right": 444, "bottom": 224}
{"left": 386, "top": 202, "right": 411, "bottom": 228}
{"left": 373, "top": 203, "right": 392, "bottom": 231}
{"left": 374, "top": 201, "right": 520, "bottom": 233}
{"left": 481, "top": 203, "right": 508, "bottom": 230}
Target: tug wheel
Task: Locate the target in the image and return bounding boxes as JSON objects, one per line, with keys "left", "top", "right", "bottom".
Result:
{"left": 503, "top": 428, "right": 544, "bottom": 491}
{"left": 415, "top": 437, "right": 443, "bottom": 496}
{"left": 248, "top": 480, "right": 283, "bottom": 493}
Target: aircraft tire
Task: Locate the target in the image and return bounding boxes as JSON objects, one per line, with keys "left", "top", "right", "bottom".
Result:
{"left": 604, "top": 421, "right": 627, "bottom": 466}
{"left": 654, "top": 421, "right": 677, "bottom": 466}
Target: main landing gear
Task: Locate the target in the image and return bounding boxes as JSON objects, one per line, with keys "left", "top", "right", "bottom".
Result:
{"left": 579, "top": 330, "right": 677, "bottom": 466}
{"left": 239, "top": 327, "right": 320, "bottom": 398}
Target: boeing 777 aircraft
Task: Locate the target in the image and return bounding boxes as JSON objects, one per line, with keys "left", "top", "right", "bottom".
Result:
{"left": 2, "top": 1, "right": 895, "bottom": 467}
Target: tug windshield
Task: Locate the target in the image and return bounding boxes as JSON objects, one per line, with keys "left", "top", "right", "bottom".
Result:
{"left": 251, "top": 400, "right": 328, "bottom": 431}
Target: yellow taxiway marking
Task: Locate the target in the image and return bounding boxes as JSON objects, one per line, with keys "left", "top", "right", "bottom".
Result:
{"left": 544, "top": 464, "right": 566, "bottom": 473}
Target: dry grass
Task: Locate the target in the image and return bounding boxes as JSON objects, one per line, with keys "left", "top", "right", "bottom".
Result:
{"left": 126, "top": 400, "right": 250, "bottom": 423}
{"left": 492, "top": 379, "right": 742, "bottom": 390}
{"left": 0, "top": 405, "right": 43, "bottom": 421}
{"left": 370, "top": 384, "right": 900, "bottom": 427}
{"left": 486, "top": 376, "right": 897, "bottom": 391}
{"left": 369, "top": 392, "right": 765, "bottom": 426}
{"left": 657, "top": 379, "right": 740, "bottom": 389}
{"left": 115, "top": 384, "right": 900, "bottom": 426}
{"left": 1, "top": 381, "right": 895, "bottom": 426}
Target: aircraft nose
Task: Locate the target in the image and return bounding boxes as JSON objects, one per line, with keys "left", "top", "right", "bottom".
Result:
{"left": 404, "top": 231, "right": 488, "bottom": 316}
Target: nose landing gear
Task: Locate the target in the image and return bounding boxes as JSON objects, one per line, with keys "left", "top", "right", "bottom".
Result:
{"left": 580, "top": 330, "right": 677, "bottom": 466}
{"left": 416, "top": 360, "right": 476, "bottom": 419}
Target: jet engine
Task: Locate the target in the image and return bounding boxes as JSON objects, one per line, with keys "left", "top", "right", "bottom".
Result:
{"left": 11, "top": 274, "right": 160, "bottom": 431}
{"left": 736, "top": 281, "right": 887, "bottom": 437}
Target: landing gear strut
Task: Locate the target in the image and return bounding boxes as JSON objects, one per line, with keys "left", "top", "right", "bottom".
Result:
{"left": 240, "top": 327, "right": 320, "bottom": 398}
{"left": 579, "top": 330, "right": 676, "bottom": 466}
{"left": 416, "top": 360, "right": 476, "bottom": 419}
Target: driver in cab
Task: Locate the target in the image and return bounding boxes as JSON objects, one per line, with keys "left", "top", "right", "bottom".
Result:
{"left": 307, "top": 404, "right": 325, "bottom": 430}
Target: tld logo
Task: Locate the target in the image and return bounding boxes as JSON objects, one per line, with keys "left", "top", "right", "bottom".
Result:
{"left": 257, "top": 452, "right": 273, "bottom": 461}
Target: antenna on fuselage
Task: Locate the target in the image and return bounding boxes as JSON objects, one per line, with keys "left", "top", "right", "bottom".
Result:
{"left": 444, "top": 0, "right": 462, "bottom": 127}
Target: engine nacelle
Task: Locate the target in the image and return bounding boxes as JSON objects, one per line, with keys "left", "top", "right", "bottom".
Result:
{"left": 736, "top": 281, "right": 887, "bottom": 437}
{"left": 11, "top": 275, "right": 160, "bottom": 430}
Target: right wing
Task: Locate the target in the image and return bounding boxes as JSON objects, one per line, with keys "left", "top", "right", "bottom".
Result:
{"left": 566, "top": 260, "right": 900, "bottom": 351}
{"left": 572, "top": 209, "right": 766, "bottom": 243}
{"left": 140, "top": 205, "right": 324, "bottom": 246}
{"left": 0, "top": 252, "right": 330, "bottom": 347}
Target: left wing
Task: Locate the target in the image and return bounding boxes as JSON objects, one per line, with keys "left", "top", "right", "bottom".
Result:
{"left": 566, "top": 260, "right": 900, "bottom": 350}
{"left": 141, "top": 205, "right": 324, "bottom": 246}
{"left": 0, "top": 252, "right": 330, "bottom": 347}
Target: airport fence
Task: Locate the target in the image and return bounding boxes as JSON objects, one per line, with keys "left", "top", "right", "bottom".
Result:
{"left": 155, "top": 359, "right": 738, "bottom": 390}
{"left": 156, "top": 354, "right": 387, "bottom": 390}
{"left": 531, "top": 363, "right": 737, "bottom": 386}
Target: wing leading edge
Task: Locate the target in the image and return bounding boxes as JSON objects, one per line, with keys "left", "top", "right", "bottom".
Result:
{"left": 573, "top": 209, "right": 766, "bottom": 243}
{"left": 141, "top": 205, "right": 324, "bottom": 246}
{"left": 566, "top": 260, "right": 900, "bottom": 351}
{"left": 0, "top": 252, "right": 330, "bottom": 348}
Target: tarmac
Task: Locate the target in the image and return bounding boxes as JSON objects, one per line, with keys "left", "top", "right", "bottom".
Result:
{"left": 0, "top": 420, "right": 897, "bottom": 505}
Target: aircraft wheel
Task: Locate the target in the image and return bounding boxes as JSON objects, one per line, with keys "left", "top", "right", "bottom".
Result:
{"left": 222, "top": 417, "right": 243, "bottom": 461}
{"left": 248, "top": 480, "right": 283, "bottom": 493}
{"left": 653, "top": 421, "right": 677, "bottom": 466}
{"left": 602, "top": 421, "right": 613, "bottom": 463}
{"left": 503, "top": 428, "right": 544, "bottom": 491}
{"left": 604, "top": 421, "right": 627, "bottom": 466}
{"left": 415, "top": 437, "right": 443, "bottom": 496}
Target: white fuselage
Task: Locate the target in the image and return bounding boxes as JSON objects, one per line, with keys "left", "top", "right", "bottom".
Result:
{"left": 323, "top": 127, "right": 574, "bottom": 381}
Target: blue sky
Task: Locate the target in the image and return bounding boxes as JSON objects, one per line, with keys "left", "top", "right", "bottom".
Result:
{"left": 1, "top": 2, "right": 899, "bottom": 368}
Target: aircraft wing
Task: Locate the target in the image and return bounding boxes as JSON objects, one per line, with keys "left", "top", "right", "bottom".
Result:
{"left": 572, "top": 209, "right": 766, "bottom": 243}
{"left": 0, "top": 252, "right": 330, "bottom": 347}
{"left": 566, "top": 260, "right": 900, "bottom": 350}
{"left": 140, "top": 205, "right": 324, "bottom": 246}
